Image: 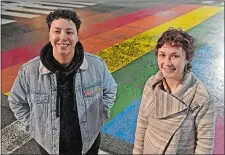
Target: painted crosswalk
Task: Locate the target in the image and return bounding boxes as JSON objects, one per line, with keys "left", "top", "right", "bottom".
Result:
{"left": 1, "top": 19, "right": 16, "bottom": 25}
{"left": 1, "top": 10, "right": 40, "bottom": 18}
{"left": 15, "top": 3, "right": 73, "bottom": 10}
{"left": 33, "top": 1, "right": 87, "bottom": 8}
{"left": 2, "top": 5, "right": 51, "bottom": 14}
{"left": 186, "top": 0, "right": 225, "bottom": 6}
{"left": 200, "top": 1, "right": 224, "bottom": 5}
{"left": 201, "top": 1, "right": 215, "bottom": 4}
{"left": 1, "top": 0, "right": 224, "bottom": 154}
{"left": 1, "top": 1, "right": 98, "bottom": 25}
{"left": 41, "top": 1, "right": 97, "bottom": 6}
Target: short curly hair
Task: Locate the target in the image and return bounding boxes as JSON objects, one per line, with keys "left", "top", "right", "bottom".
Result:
{"left": 46, "top": 9, "right": 82, "bottom": 32}
{"left": 155, "top": 27, "right": 196, "bottom": 71}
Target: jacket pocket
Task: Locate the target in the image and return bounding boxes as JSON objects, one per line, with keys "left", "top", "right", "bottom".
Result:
{"left": 28, "top": 92, "right": 49, "bottom": 135}
{"left": 83, "top": 83, "right": 103, "bottom": 109}
{"left": 83, "top": 83, "right": 102, "bottom": 98}
{"left": 29, "top": 93, "right": 49, "bottom": 104}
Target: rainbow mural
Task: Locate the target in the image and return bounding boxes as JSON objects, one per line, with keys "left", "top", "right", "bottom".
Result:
{"left": 1, "top": 3, "right": 224, "bottom": 154}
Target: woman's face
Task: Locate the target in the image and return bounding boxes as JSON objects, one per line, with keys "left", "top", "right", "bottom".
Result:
{"left": 157, "top": 44, "right": 188, "bottom": 80}
{"left": 49, "top": 18, "right": 78, "bottom": 63}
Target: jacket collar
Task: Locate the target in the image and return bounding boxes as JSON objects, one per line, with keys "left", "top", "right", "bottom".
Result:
{"left": 39, "top": 54, "right": 88, "bottom": 75}
{"left": 150, "top": 71, "right": 199, "bottom": 119}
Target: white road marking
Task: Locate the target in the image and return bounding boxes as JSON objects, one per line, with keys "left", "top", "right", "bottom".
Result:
{"left": 99, "top": 149, "right": 109, "bottom": 154}
{"left": 16, "top": 3, "right": 73, "bottom": 10}
{"left": 1, "top": 19, "right": 16, "bottom": 25}
{"left": 42, "top": 1, "right": 97, "bottom": 6}
{"left": 1, "top": 1, "right": 15, "bottom": 3}
{"left": 201, "top": 1, "right": 215, "bottom": 4}
{"left": 1, "top": 0, "right": 26, "bottom": 2}
{"left": 1, "top": 10, "right": 40, "bottom": 18}
{"left": 1, "top": 1, "right": 98, "bottom": 24}
{"left": 34, "top": 1, "right": 86, "bottom": 8}
{"left": 219, "top": 2, "right": 224, "bottom": 5}
{"left": 2, "top": 5, "right": 51, "bottom": 14}
{"left": 1, "top": 120, "right": 31, "bottom": 154}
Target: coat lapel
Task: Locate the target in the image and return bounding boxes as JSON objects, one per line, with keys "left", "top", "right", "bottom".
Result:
{"left": 151, "top": 71, "right": 199, "bottom": 119}
{"left": 154, "top": 86, "right": 188, "bottom": 119}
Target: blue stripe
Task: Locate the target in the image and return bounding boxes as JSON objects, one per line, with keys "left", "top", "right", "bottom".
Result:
{"left": 192, "top": 45, "right": 224, "bottom": 105}
{"left": 101, "top": 98, "right": 141, "bottom": 144}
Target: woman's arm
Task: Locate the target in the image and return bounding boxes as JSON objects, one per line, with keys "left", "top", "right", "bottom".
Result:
{"left": 133, "top": 78, "right": 153, "bottom": 154}
{"left": 195, "top": 99, "right": 216, "bottom": 154}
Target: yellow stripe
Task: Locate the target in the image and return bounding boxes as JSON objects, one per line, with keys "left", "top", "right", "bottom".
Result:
{"left": 4, "top": 6, "right": 223, "bottom": 96}
{"left": 98, "top": 6, "right": 223, "bottom": 72}
{"left": 5, "top": 92, "right": 10, "bottom": 96}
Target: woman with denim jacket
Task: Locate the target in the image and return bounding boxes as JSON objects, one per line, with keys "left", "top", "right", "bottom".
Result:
{"left": 133, "top": 28, "right": 216, "bottom": 154}
{"left": 8, "top": 9, "right": 117, "bottom": 155}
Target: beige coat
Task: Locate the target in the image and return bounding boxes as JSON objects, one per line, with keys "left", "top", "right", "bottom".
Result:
{"left": 133, "top": 71, "right": 216, "bottom": 154}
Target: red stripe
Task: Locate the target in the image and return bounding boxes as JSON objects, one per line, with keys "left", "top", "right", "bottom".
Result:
{"left": 214, "top": 117, "right": 224, "bottom": 154}
{"left": 2, "top": 4, "right": 178, "bottom": 69}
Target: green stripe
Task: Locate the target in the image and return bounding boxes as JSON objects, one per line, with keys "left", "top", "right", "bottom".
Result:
{"left": 109, "top": 51, "right": 158, "bottom": 122}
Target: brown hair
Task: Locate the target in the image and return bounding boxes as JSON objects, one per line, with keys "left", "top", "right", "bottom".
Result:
{"left": 155, "top": 27, "right": 196, "bottom": 71}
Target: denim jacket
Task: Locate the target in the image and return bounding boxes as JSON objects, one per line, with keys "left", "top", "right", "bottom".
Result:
{"left": 8, "top": 52, "right": 117, "bottom": 154}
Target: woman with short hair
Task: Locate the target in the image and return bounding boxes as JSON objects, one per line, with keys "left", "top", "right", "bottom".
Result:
{"left": 133, "top": 28, "right": 216, "bottom": 154}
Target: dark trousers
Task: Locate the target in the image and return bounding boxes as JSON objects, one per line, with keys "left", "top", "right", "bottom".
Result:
{"left": 39, "top": 133, "right": 101, "bottom": 155}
